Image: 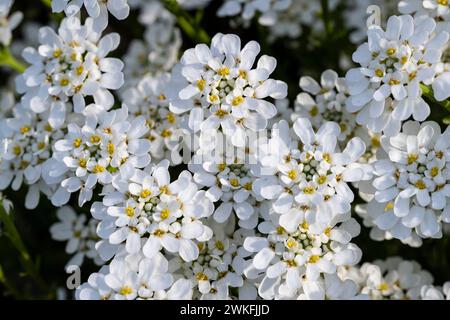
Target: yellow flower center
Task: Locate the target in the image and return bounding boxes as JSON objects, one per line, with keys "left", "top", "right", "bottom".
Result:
{"left": 317, "top": 175, "right": 327, "bottom": 185}
{"left": 166, "top": 113, "right": 176, "bottom": 124}
{"left": 308, "top": 255, "right": 320, "bottom": 264}
{"left": 78, "top": 158, "right": 87, "bottom": 168}
{"left": 196, "top": 273, "right": 208, "bottom": 281}
{"left": 386, "top": 48, "right": 396, "bottom": 56}
{"left": 140, "top": 189, "right": 151, "bottom": 198}
{"left": 76, "top": 65, "right": 84, "bottom": 76}
{"left": 388, "top": 79, "right": 401, "bottom": 86}
{"left": 218, "top": 67, "right": 230, "bottom": 77}
{"left": 37, "top": 142, "right": 46, "bottom": 150}
{"left": 107, "top": 142, "right": 115, "bottom": 155}
{"left": 119, "top": 286, "right": 133, "bottom": 296}
{"left": 287, "top": 170, "right": 298, "bottom": 181}
{"left": 430, "top": 167, "right": 440, "bottom": 177}
{"left": 215, "top": 241, "right": 225, "bottom": 251}
{"left": 415, "top": 180, "right": 426, "bottom": 190}
{"left": 160, "top": 208, "right": 170, "bottom": 220}
{"left": 90, "top": 135, "right": 101, "bottom": 144}
{"left": 232, "top": 96, "right": 244, "bottom": 106}
{"left": 303, "top": 186, "right": 315, "bottom": 194}
{"left": 73, "top": 138, "right": 82, "bottom": 148}
{"left": 407, "top": 154, "right": 418, "bottom": 165}
{"left": 378, "top": 283, "right": 389, "bottom": 291}
{"left": 309, "top": 106, "right": 318, "bottom": 117}
{"left": 384, "top": 202, "right": 394, "bottom": 212}
{"left": 286, "top": 238, "right": 297, "bottom": 248}
{"left": 60, "top": 78, "right": 69, "bottom": 86}
{"left": 20, "top": 126, "right": 31, "bottom": 134}
{"left": 53, "top": 49, "right": 63, "bottom": 58}
{"left": 92, "top": 164, "right": 105, "bottom": 173}
{"left": 12, "top": 145, "right": 21, "bottom": 156}
{"left": 229, "top": 178, "right": 240, "bottom": 187}
{"left": 215, "top": 109, "right": 228, "bottom": 118}
{"left": 125, "top": 206, "right": 135, "bottom": 217}
{"left": 375, "top": 69, "right": 384, "bottom": 77}
{"left": 161, "top": 129, "right": 172, "bottom": 138}
{"left": 197, "top": 79, "right": 206, "bottom": 91}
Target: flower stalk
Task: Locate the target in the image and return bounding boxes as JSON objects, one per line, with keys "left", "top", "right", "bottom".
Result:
{"left": 420, "top": 83, "right": 450, "bottom": 114}
{"left": 0, "top": 201, "right": 49, "bottom": 296}
{"left": 0, "top": 47, "right": 26, "bottom": 73}
{"left": 162, "top": 0, "right": 211, "bottom": 44}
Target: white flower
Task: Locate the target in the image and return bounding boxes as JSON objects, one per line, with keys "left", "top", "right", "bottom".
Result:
{"left": 345, "top": 0, "right": 397, "bottom": 44}
{"left": 399, "top": 0, "right": 450, "bottom": 32}
{"left": 346, "top": 15, "right": 449, "bottom": 136}
{"left": 295, "top": 274, "right": 366, "bottom": 300}
{"left": 122, "top": 1, "right": 181, "bottom": 89}
{"left": 77, "top": 250, "right": 175, "bottom": 300}
{"left": 0, "top": 0, "right": 23, "bottom": 46}
{"left": 420, "top": 282, "right": 450, "bottom": 300}
{"left": 355, "top": 203, "right": 424, "bottom": 247}
{"left": 50, "top": 206, "right": 102, "bottom": 267}
{"left": 18, "top": 17, "right": 124, "bottom": 125}
{"left": 217, "top": 0, "right": 292, "bottom": 27}
{"left": 243, "top": 209, "right": 362, "bottom": 300}
{"left": 189, "top": 130, "right": 263, "bottom": 227}
{"left": 341, "top": 257, "right": 434, "bottom": 300}
{"left": 293, "top": 70, "right": 357, "bottom": 142}
{"left": 253, "top": 118, "right": 371, "bottom": 225}
{"left": 51, "top": 0, "right": 130, "bottom": 32}
{"left": 360, "top": 121, "right": 450, "bottom": 241}
{"left": 121, "top": 74, "right": 189, "bottom": 164}
{"left": 102, "top": 161, "right": 214, "bottom": 262}
{"left": 0, "top": 192, "right": 13, "bottom": 214}
{"left": 169, "top": 224, "right": 254, "bottom": 300}
{"left": 168, "top": 33, "right": 287, "bottom": 143}
{"left": 0, "top": 103, "right": 67, "bottom": 209}
{"left": 265, "top": 0, "right": 336, "bottom": 42}
{"left": 49, "top": 105, "right": 151, "bottom": 207}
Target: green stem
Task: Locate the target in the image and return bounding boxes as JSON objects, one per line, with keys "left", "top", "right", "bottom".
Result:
{"left": 321, "top": 0, "right": 332, "bottom": 38}
{"left": 41, "top": 0, "right": 52, "bottom": 8}
{"left": 0, "top": 201, "right": 49, "bottom": 295}
{"left": 420, "top": 83, "right": 450, "bottom": 113}
{"left": 0, "top": 47, "right": 26, "bottom": 73}
{"left": 162, "top": 0, "right": 211, "bottom": 44}
{"left": 0, "top": 264, "right": 23, "bottom": 299}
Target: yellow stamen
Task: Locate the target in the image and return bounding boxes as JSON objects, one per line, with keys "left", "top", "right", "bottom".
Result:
{"left": 231, "top": 96, "right": 244, "bottom": 106}
{"left": 92, "top": 164, "right": 105, "bottom": 173}
{"left": 125, "top": 206, "right": 135, "bottom": 217}
{"left": 160, "top": 208, "right": 170, "bottom": 220}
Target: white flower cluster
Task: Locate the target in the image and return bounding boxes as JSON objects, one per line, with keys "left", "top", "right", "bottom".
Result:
{"left": 50, "top": 206, "right": 102, "bottom": 267}
{"left": 346, "top": 14, "right": 450, "bottom": 136}
{"left": 357, "top": 120, "right": 450, "bottom": 245}
{"left": 51, "top": 0, "right": 130, "bottom": 32}
{"left": 1, "top": 0, "right": 450, "bottom": 301}
{"left": 340, "top": 257, "right": 435, "bottom": 300}
{"left": 217, "top": 0, "right": 335, "bottom": 41}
